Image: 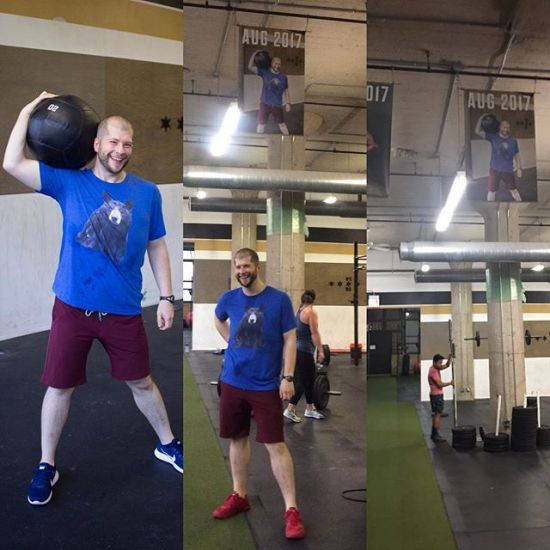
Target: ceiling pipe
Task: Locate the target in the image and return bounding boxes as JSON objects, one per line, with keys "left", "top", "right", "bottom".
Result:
{"left": 189, "top": 197, "right": 366, "bottom": 218}
{"left": 182, "top": 2, "right": 366, "bottom": 24}
{"left": 368, "top": 61, "right": 550, "bottom": 82}
{"left": 213, "top": 10, "right": 234, "bottom": 77}
{"left": 245, "top": 0, "right": 367, "bottom": 15}
{"left": 414, "top": 269, "right": 550, "bottom": 283}
{"left": 432, "top": 73, "right": 458, "bottom": 158}
{"left": 368, "top": 58, "right": 550, "bottom": 77}
{"left": 367, "top": 15, "right": 501, "bottom": 29}
{"left": 400, "top": 242, "right": 550, "bottom": 263}
{"left": 184, "top": 166, "right": 366, "bottom": 195}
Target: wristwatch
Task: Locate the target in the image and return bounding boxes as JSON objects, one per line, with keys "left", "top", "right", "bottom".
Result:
{"left": 159, "top": 295, "right": 175, "bottom": 304}
{"left": 282, "top": 375, "right": 294, "bottom": 382}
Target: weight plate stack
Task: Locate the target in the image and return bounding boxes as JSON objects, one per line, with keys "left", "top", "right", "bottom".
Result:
{"left": 452, "top": 425, "right": 477, "bottom": 450}
{"left": 511, "top": 406, "right": 538, "bottom": 452}
{"left": 537, "top": 425, "right": 550, "bottom": 448}
{"left": 483, "top": 432, "right": 509, "bottom": 453}
{"left": 526, "top": 396, "right": 538, "bottom": 408}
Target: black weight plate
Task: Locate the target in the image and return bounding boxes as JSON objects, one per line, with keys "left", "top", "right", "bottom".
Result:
{"left": 313, "top": 374, "right": 330, "bottom": 410}
{"left": 452, "top": 425, "right": 476, "bottom": 435}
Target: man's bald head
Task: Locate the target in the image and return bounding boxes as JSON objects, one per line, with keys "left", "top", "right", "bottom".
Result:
{"left": 97, "top": 116, "right": 134, "bottom": 139}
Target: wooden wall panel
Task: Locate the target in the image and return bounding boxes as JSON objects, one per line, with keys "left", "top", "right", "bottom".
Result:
{"left": 0, "top": 46, "right": 181, "bottom": 194}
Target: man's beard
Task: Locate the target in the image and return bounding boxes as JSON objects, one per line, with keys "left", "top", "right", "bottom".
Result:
{"left": 98, "top": 151, "right": 129, "bottom": 175}
{"left": 236, "top": 272, "right": 257, "bottom": 288}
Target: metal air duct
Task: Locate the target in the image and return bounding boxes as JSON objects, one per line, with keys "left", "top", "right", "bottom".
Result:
{"left": 188, "top": 197, "right": 366, "bottom": 218}
{"left": 400, "top": 242, "right": 550, "bottom": 263}
{"left": 414, "top": 269, "right": 550, "bottom": 283}
{"left": 184, "top": 166, "right": 366, "bottom": 195}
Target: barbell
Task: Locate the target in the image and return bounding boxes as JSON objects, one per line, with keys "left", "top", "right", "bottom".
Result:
{"left": 463, "top": 329, "right": 547, "bottom": 347}
{"left": 525, "top": 330, "right": 547, "bottom": 345}
{"left": 463, "top": 331, "right": 487, "bottom": 347}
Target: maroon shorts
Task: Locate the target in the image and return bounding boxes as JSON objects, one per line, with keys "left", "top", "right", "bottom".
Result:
{"left": 257, "top": 102, "right": 284, "bottom": 124}
{"left": 219, "top": 381, "right": 284, "bottom": 443}
{"left": 42, "top": 297, "right": 150, "bottom": 389}
{"left": 488, "top": 168, "right": 516, "bottom": 191}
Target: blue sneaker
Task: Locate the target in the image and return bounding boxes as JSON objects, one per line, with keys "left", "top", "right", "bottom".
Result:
{"left": 154, "top": 438, "right": 183, "bottom": 473}
{"left": 27, "top": 462, "right": 59, "bottom": 505}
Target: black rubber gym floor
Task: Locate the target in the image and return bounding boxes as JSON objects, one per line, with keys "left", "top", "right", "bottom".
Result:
{"left": 400, "top": 376, "right": 550, "bottom": 550}
{"left": 186, "top": 342, "right": 366, "bottom": 549}
{"left": 0, "top": 305, "right": 183, "bottom": 550}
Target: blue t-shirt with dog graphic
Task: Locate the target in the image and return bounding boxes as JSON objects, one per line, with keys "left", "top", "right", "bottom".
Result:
{"left": 258, "top": 68, "right": 288, "bottom": 107}
{"left": 215, "top": 286, "right": 296, "bottom": 391}
{"left": 39, "top": 162, "right": 166, "bottom": 314}
{"left": 486, "top": 132, "right": 519, "bottom": 173}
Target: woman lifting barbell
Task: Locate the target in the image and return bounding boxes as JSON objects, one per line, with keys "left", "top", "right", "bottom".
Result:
{"left": 284, "top": 290, "right": 325, "bottom": 422}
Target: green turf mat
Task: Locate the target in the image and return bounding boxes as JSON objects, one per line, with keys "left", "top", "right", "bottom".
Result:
{"left": 184, "top": 359, "right": 256, "bottom": 550}
{"left": 367, "top": 377, "right": 456, "bottom": 550}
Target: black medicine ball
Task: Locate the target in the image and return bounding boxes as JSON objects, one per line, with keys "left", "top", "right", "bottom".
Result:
{"left": 253, "top": 50, "right": 272, "bottom": 70}
{"left": 480, "top": 113, "right": 500, "bottom": 134}
{"left": 26, "top": 95, "right": 100, "bottom": 169}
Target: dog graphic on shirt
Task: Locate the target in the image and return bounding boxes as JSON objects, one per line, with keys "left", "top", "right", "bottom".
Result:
{"left": 234, "top": 307, "right": 264, "bottom": 348}
{"left": 76, "top": 191, "right": 133, "bottom": 264}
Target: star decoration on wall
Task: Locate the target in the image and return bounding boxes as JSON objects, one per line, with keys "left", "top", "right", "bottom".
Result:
{"left": 160, "top": 116, "right": 171, "bottom": 132}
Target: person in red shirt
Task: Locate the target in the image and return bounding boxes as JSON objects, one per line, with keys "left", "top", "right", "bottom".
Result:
{"left": 428, "top": 353, "right": 454, "bottom": 442}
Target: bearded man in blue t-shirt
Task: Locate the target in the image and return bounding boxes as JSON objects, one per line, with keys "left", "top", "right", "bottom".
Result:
{"left": 212, "top": 248, "right": 306, "bottom": 540}
{"left": 475, "top": 115, "right": 523, "bottom": 202}
{"left": 3, "top": 92, "right": 183, "bottom": 507}
{"left": 248, "top": 51, "right": 292, "bottom": 135}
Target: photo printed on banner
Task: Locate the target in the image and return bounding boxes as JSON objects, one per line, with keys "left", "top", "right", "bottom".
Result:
{"left": 240, "top": 26, "right": 305, "bottom": 136}
{"left": 465, "top": 90, "right": 537, "bottom": 203}
{"left": 367, "top": 83, "right": 393, "bottom": 197}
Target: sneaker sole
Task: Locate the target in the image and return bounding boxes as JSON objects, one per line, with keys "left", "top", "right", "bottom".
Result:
{"left": 213, "top": 503, "right": 251, "bottom": 519}
{"left": 286, "top": 531, "right": 306, "bottom": 540}
{"left": 154, "top": 448, "right": 183, "bottom": 473}
{"left": 27, "top": 470, "right": 59, "bottom": 506}
{"left": 304, "top": 414, "right": 324, "bottom": 420}
{"left": 283, "top": 412, "right": 302, "bottom": 423}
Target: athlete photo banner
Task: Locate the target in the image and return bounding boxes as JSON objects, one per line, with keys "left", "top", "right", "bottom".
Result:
{"left": 367, "top": 82, "right": 393, "bottom": 197}
{"left": 240, "top": 26, "right": 305, "bottom": 136}
{"left": 464, "top": 89, "right": 537, "bottom": 202}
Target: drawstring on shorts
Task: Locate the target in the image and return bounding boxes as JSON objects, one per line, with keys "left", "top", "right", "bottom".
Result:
{"left": 84, "top": 310, "right": 109, "bottom": 321}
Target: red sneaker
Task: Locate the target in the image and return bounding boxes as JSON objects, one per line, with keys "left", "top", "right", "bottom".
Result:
{"left": 284, "top": 507, "right": 305, "bottom": 539}
{"left": 212, "top": 492, "right": 250, "bottom": 519}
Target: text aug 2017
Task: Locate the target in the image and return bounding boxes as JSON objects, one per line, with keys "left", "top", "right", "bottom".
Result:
{"left": 242, "top": 28, "right": 303, "bottom": 49}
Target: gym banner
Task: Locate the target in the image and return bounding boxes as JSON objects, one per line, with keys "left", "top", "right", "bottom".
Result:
{"left": 239, "top": 26, "right": 305, "bottom": 136}
{"left": 465, "top": 90, "right": 537, "bottom": 202}
{"left": 367, "top": 83, "right": 393, "bottom": 197}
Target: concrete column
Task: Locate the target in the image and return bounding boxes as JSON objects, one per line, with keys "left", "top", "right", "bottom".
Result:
{"left": 265, "top": 135, "right": 305, "bottom": 307}
{"left": 482, "top": 203, "right": 526, "bottom": 432}
{"left": 231, "top": 190, "right": 258, "bottom": 289}
{"left": 450, "top": 262, "right": 475, "bottom": 401}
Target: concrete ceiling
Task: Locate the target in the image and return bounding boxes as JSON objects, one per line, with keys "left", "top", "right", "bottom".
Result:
{"left": 367, "top": 0, "right": 550, "bottom": 255}
{"left": 183, "top": 0, "right": 367, "bottom": 207}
